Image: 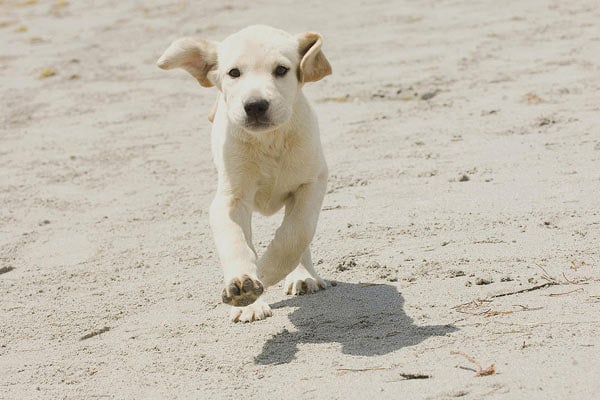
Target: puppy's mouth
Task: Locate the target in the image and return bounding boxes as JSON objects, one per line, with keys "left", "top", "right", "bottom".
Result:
{"left": 243, "top": 117, "right": 275, "bottom": 132}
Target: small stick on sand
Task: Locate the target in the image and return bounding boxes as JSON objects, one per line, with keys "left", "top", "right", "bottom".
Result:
{"left": 399, "top": 373, "right": 431, "bottom": 380}
{"left": 337, "top": 367, "right": 388, "bottom": 373}
{"left": 450, "top": 351, "right": 496, "bottom": 377}
{"left": 483, "top": 310, "right": 513, "bottom": 317}
{"left": 535, "top": 264, "right": 557, "bottom": 283}
{"left": 562, "top": 272, "right": 589, "bottom": 285}
{"left": 0, "top": 266, "right": 15, "bottom": 275}
{"left": 80, "top": 326, "right": 110, "bottom": 341}
{"left": 491, "top": 282, "right": 558, "bottom": 298}
{"left": 547, "top": 288, "right": 584, "bottom": 297}
{"left": 513, "top": 304, "right": 543, "bottom": 311}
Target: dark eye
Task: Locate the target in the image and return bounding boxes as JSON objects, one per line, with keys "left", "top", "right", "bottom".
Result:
{"left": 274, "top": 65, "right": 289, "bottom": 77}
{"left": 228, "top": 68, "right": 241, "bottom": 78}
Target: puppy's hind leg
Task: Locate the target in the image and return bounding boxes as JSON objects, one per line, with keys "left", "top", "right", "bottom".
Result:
{"left": 284, "top": 246, "right": 327, "bottom": 295}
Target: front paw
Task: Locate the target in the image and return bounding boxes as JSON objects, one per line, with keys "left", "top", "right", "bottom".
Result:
{"left": 230, "top": 299, "right": 272, "bottom": 323}
{"left": 221, "top": 275, "right": 264, "bottom": 307}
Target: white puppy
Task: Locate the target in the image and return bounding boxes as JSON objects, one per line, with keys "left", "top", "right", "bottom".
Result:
{"left": 157, "top": 25, "right": 332, "bottom": 322}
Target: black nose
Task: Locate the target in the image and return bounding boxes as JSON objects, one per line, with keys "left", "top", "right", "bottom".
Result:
{"left": 244, "top": 99, "right": 270, "bottom": 118}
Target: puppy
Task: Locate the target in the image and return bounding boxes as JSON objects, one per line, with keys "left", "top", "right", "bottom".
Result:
{"left": 157, "top": 25, "right": 331, "bottom": 322}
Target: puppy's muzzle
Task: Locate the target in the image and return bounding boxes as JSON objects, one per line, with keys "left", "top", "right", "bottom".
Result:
{"left": 244, "top": 98, "right": 270, "bottom": 119}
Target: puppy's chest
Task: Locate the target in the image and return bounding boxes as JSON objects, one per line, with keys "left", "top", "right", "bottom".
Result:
{"left": 252, "top": 146, "right": 309, "bottom": 213}
{"left": 255, "top": 154, "right": 301, "bottom": 195}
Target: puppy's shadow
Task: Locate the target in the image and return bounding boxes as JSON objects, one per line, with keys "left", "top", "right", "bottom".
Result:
{"left": 255, "top": 282, "right": 458, "bottom": 365}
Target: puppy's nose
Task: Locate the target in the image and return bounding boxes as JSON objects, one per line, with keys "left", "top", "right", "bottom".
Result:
{"left": 244, "top": 98, "right": 270, "bottom": 118}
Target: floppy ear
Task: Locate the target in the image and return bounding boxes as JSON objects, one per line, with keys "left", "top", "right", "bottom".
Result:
{"left": 297, "top": 32, "right": 332, "bottom": 83}
{"left": 157, "top": 37, "right": 218, "bottom": 88}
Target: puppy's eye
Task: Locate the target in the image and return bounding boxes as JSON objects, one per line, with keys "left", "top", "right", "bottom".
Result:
{"left": 228, "top": 68, "right": 241, "bottom": 78}
{"left": 274, "top": 65, "right": 289, "bottom": 77}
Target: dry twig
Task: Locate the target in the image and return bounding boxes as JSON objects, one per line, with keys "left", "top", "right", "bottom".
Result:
{"left": 337, "top": 367, "right": 387, "bottom": 374}
{"left": 453, "top": 300, "right": 543, "bottom": 318}
{"left": 513, "top": 304, "right": 543, "bottom": 311}
{"left": 547, "top": 288, "right": 584, "bottom": 297}
{"left": 80, "top": 326, "right": 110, "bottom": 341}
{"left": 536, "top": 264, "right": 558, "bottom": 283}
{"left": 491, "top": 282, "right": 558, "bottom": 298}
{"left": 562, "top": 272, "right": 588, "bottom": 285}
{"left": 0, "top": 266, "right": 15, "bottom": 275}
{"left": 483, "top": 310, "right": 513, "bottom": 317}
{"left": 563, "top": 271, "right": 577, "bottom": 284}
{"left": 399, "top": 373, "right": 431, "bottom": 380}
{"left": 451, "top": 299, "right": 492, "bottom": 314}
{"left": 451, "top": 351, "right": 496, "bottom": 377}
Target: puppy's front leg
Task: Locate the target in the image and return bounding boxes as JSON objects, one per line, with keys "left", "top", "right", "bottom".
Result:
{"left": 209, "top": 195, "right": 263, "bottom": 307}
{"left": 258, "top": 175, "right": 327, "bottom": 287}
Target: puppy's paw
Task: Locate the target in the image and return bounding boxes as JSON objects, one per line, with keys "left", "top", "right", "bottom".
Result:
{"left": 221, "top": 275, "right": 264, "bottom": 307}
{"left": 230, "top": 299, "right": 272, "bottom": 323}
{"left": 284, "top": 275, "right": 327, "bottom": 296}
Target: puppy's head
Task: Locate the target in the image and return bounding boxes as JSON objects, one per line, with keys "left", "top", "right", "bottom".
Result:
{"left": 157, "top": 25, "right": 331, "bottom": 133}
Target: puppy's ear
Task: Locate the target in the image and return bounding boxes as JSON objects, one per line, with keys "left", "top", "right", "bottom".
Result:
{"left": 157, "top": 38, "right": 218, "bottom": 88}
{"left": 297, "top": 32, "right": 332, "bottom": 83}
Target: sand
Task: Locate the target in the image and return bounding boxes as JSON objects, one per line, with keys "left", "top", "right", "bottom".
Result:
{"left": 1, "top": 0, "right": 599, "bottom": 399}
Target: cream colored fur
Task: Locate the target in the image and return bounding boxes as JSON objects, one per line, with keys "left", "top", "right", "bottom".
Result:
{"left": 158, "top": 25, "right": 331, "bottom": 322}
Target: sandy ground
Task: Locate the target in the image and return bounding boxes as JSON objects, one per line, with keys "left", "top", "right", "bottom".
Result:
{"left": 1, "top": 0, "right": 600, "bottom": 398}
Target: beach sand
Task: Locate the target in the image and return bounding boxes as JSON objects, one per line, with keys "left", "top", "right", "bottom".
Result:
{"left": 1, "top": 0, "right": 599, "bottom": 398}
